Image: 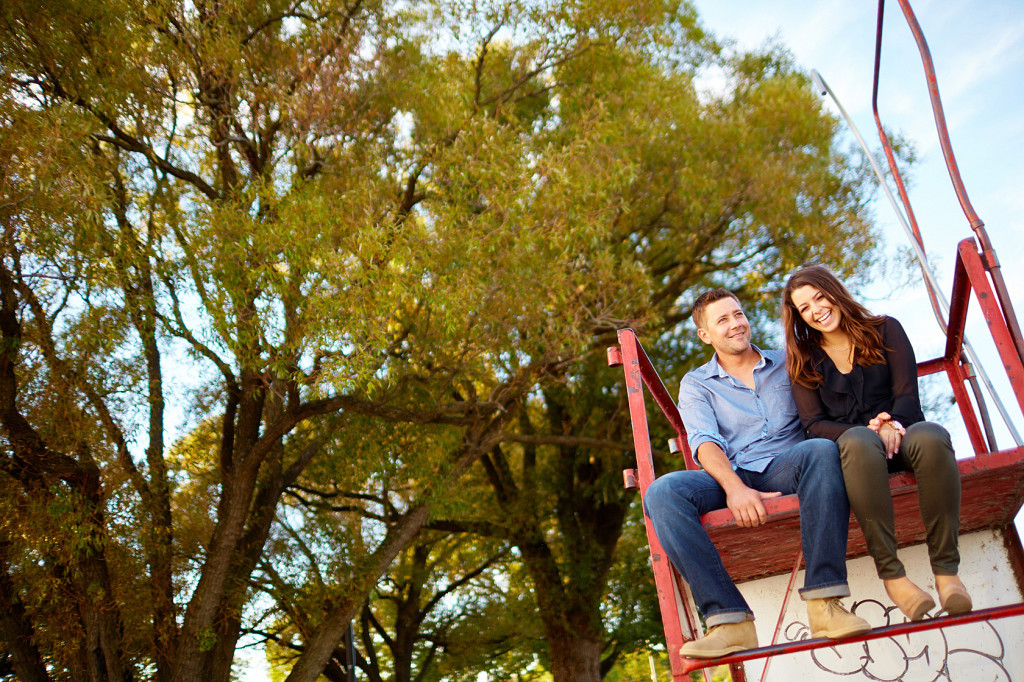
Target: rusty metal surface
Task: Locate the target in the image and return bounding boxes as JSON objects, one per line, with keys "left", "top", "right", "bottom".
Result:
{"left": 958, "top": 239, "right": 1024, "bottom": 414}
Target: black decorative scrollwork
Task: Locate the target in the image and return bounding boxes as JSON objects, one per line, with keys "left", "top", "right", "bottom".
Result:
{"left": 783, "top": 599, "right": 1013, "bottom": 680}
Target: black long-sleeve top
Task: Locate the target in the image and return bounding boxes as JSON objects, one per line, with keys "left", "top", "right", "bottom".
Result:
{"left": 790, "top": 316, "right": 926, "bottom": 441}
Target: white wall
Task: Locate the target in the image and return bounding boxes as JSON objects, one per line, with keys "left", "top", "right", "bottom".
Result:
{"left": 737, "top": 530, "right": 1024, "bottom": 681}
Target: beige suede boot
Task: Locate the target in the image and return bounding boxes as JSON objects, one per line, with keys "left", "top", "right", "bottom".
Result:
{"left": 935, "top": 574, "right": 973, "bottom": 615}
{"left": 884, "top": 576, "right": 935, "bottom": 622}
{"left": 679, "top": 621, "right": 757, "bottom": 659}
{"left": 807, "top": 598, "right": 871, "bottom": 639}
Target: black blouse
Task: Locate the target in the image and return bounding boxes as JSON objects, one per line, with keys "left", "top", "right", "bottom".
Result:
{"left": 790, "top": 316, "right": 925, "bottom": 441}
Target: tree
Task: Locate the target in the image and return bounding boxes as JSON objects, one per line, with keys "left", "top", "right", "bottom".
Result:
{"left": 0, "top": 1, "right": 878, "bottom": 680}
{"left": 0, "top": 1, "right": 770, "bottom": 680}
{"left": 426, "top": 31, "right": 878, "bottom": 682}
{"left": 347, "top": 534, "right": 533, "bottom": 682}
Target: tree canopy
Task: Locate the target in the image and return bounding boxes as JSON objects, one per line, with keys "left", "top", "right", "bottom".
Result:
{"left": 0, "top": 0, "right": 877, "bottom": 680}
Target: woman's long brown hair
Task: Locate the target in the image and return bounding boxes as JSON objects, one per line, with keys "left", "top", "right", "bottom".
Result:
{"left": 783, "top": 266, "right": 887, "bottom": 388}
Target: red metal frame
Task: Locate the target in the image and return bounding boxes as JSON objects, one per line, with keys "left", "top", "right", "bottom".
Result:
{"left": 608, "top": 336, "right": 719, "bottom": 681}
{"left": 873, "top": 0, "right": 1024, "bottom": 369}
{"left": 608, "top": 239, "right": 1024, "bottom": 678}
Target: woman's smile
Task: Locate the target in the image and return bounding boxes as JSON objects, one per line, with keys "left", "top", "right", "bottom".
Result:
{"left": 791, "top": 285, "right": 842, "bottom": 334}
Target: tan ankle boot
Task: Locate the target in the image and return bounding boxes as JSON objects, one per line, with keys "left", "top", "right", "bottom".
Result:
{"left": 807, "top": 598, "right": 871, "bottom": 639}
{"left": 884, "top": 576, "right": 935, "bottom": 621}
{"left": 935, "top": 574, "right": 972, "bottom": 615}
{"left": 679, "top": 621, "right": 757, "bottom": 659}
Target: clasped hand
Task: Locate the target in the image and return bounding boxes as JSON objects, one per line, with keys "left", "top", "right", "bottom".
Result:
{"left": 868, "top": 411, "right": 905, "bottom": 458}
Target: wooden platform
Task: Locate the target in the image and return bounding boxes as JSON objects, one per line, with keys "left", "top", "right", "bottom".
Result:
{"left": 703, "top": 446, "right": 1024, "bottom": 583}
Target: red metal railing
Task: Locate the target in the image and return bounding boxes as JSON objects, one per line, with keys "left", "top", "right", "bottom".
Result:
{"left": 873, "top": 0, "right": 1024, "bottom": 370}
{"left": 608, "top": 239, "right": 1024, "bottom": 679}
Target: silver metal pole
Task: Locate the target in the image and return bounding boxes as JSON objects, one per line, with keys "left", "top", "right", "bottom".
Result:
{"left": 810, "top": 69, "right": 1022, "bottom": 446}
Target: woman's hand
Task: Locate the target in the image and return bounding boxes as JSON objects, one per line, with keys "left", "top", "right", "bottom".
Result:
{"left": 868, "top": 412, "right": 891, "bottom": 432}
{"left": 869, "top": 412, "right": 905, "bottom": 458}
{"left": 877, "top": 421, "right": 902, "bottom": 458}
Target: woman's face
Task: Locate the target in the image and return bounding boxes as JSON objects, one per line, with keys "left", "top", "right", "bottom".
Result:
{"left": 790, "top": 284, "right": 843, "bottom": 335}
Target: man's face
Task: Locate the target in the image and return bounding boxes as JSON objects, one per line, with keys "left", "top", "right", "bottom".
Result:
{"left": 697, "top": 297, "right": 751, "bottom": 356}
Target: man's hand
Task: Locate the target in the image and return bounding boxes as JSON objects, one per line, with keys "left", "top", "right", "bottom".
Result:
{"left": 726, "top": 484, "right": 783, "bottom": 527}
{"left": 695, "top": 441, "right": 781, "bottom": 527}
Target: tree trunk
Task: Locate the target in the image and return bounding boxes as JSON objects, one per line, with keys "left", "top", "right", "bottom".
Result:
{"left": 76, "top": 482, "right": 133, "bottom": 682}
{"left": 0, "top": 543, "right": 51, "bottom": 682}
{"left": 284, "top": 503, "right": 432, "bottom": 682}
{"left": 133, "top": 265, "right": 176, "bottom": 682}
{"left": 205, "top": 461, "right": 290, "bottom": 682}
{"left": 547, "top": 628, "right": 603, "bottom": 682}
{"left": 520, "top": 539, "right": 609, "bottom": 682}
{"left": 170, "top": 454, "right": 263, "bottom": 682}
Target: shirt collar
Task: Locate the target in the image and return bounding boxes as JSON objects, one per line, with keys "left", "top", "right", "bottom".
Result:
{"left": 710, "top": 343, "right": 769, "bottom": 379}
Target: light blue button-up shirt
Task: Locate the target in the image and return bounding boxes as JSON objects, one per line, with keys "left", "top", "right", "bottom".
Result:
{"left": 677, "top": 346, "right": 803, "bottom": 473}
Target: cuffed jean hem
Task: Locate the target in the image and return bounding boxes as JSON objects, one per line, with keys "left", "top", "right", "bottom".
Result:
{"left": 705, "top": 610, "right": 755, "bottom": 627}
{"left": 799, "top": 582, "right": 851, "bottom": 601}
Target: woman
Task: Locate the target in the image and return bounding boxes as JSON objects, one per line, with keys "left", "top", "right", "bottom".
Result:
{"left": 782, "top": 265, "right": 971, "bottom": 621}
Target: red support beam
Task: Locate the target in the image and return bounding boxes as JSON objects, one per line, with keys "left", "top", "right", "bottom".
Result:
{"left": 958, "top": 239, "right": 1024, "bottom": 415}
{"left": 611, "top": 330, "right": 704, "bottom": 681}
{"left": 944, "top": 357, "right": 988, "bottom": 455}
{"left": 676, "top": 603, "right": 1024, "bottom": 674}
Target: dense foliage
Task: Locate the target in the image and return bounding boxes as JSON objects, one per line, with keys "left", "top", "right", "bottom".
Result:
{"left": 0, "top": 1, "right": 876, "bottom": 680}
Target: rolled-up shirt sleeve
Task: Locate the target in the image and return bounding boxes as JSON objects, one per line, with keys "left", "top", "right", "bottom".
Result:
{"left": 678, "top": 375, "right": 727, "bottom": 467}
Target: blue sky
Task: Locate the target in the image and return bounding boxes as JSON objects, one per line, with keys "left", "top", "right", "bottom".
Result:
{"left": 691, "top": 0, "right": 1024, "bottom": 454}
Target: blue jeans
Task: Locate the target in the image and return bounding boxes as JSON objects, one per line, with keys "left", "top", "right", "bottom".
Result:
{"left": 643, "top": 439, "right": 851, "bottom": 626}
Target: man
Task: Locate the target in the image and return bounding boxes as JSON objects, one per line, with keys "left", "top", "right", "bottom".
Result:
{"left": 643, "top": 289, "right": 869, "bottom": 658}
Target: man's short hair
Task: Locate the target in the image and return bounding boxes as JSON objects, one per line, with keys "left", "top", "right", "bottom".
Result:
{"left": 692, "top": 289, "right": 740, "bottom": 330}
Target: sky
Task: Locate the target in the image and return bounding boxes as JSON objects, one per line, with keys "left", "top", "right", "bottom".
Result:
{"left": 690, "top": 0, "right": 1024, "bottom": 455}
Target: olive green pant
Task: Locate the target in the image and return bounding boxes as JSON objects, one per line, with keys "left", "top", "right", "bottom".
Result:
{"left": 838, "top": 422, "right": 960, "bottom": 579}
